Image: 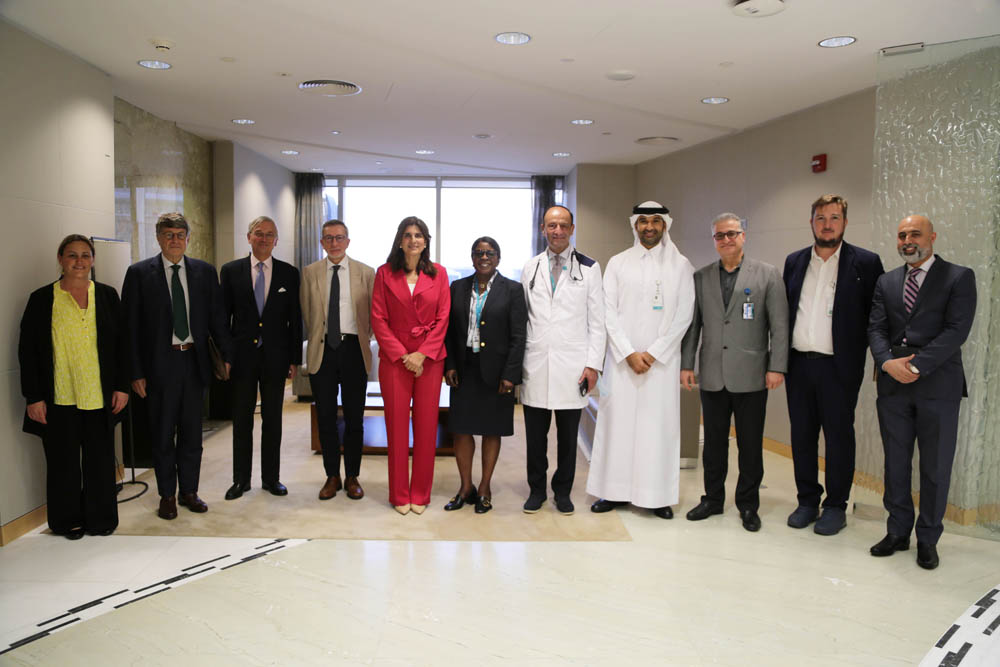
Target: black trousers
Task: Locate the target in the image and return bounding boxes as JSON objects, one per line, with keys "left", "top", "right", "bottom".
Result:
{"left": 877, "top": 391, "right": 960, "bottom": 545}
{"left": 146, "top": 348, "right": 205, "bottom": 498}
{"left": 310, "top": 335, "right": 367, "bottom": 478}
{"left": 700, "top": 388, "right": 767, "bottom": 512}
{"left": 42, "top": 405, "right": 118, "bottom": 534}
{"left": 230, "top": 347, "right": 287, "bottom": 485}
{"left": 785, "top": 352, "right": 860, "bottom": 511}
{"left": 523, "top": 405, "right": 580, "bottom": 498}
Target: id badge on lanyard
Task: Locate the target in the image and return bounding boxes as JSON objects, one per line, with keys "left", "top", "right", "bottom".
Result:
{"left": 652, "top": 280, "right": 663, "bottom": 310}
{"left": 742, "top": 288, "right": 754, "bottom": 320}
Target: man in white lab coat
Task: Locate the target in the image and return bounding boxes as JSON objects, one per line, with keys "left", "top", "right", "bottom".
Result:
{"left": 520, "top": 205, "right": 605, "bottom": 516}
{"left": 586, "top": 202, "right": 695, "bottom": 519}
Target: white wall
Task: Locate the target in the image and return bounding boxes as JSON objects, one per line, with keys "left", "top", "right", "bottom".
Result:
{"left": 0, "top": 20, "right": 114, "bottom": 527}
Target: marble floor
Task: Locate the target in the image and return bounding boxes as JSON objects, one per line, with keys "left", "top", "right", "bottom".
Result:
{"left": 1, "top": 408, "right": 998, "bottom": 665}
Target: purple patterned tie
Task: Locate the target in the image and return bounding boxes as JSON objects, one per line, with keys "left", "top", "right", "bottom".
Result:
{"left": 903, "top": 268, "right": 922, "bottom": 313}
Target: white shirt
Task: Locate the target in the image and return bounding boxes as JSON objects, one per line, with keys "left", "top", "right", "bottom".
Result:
{"left": 907, "top": 254, "right": 935, "bottom": 290}
{"left": 466, "top": 272, "right": 496, "bottom": 351}
{"left": 249, "top": 254, "right": 273, "bottom": 305}
{"left": 161, "top": 255, "right": 193, "bottom": 345}
{"left": 323, "top": 257, "right": 357, "bottom": 336}
{"left": 791, "top": 244, "right": 840, "bottom": 355}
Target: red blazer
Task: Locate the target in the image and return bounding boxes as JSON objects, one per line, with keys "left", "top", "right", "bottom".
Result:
{"left": 372, "top": 263, "right": 450, "bottom": 363}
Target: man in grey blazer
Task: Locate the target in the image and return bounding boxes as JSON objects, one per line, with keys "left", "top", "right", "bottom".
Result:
{"left": 301, "top": 220, "right": 375, "bottom": 501}
{"left": 681, "top": 213, "right": 789, "bottom": 531}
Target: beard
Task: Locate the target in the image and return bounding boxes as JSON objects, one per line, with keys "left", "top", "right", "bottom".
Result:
{"left": 898, "top": 244, "right": 932, "bottom": 264}
{"left": 813, "top": 232, "right": 843, "bottom": 248}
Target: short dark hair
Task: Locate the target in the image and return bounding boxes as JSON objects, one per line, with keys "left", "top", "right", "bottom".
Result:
{"left": 544, "top": 205, "right": 574, "bottom": 225}
{"left": 322, "top": 219, "right": 349, "bottom": 236}
{"left": 387, "top": 216, "right": 436, "bottom": 277}
{"left": 58, "top": 234, "right": 95, "bottom": 257}
{"left": 471, "top": 236, "right": 501, "bottom": 258}
{"left": 156, "top": 212, "right": 191, "bottom": 235}
{"left": 810, "top": 195, "right": 847, "bottom": 220}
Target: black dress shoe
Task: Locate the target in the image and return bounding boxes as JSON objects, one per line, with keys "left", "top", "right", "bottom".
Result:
{"left": 590, "top": 498, "right": 627, "bottom": 513}
{"left": 225, "top": 482, "right": 250, "bottom": 500}
{"left": 686, "top": 500, "right": 723, "bottom": 521}
{"left": 740, "top": 509, "right": 761, "bottom": 532}
{"left": 653, "top": 506, "right": 674, "bottom": 520}
{"left": 86, "top": 527, "right": 116, "bottom": 536}
{"left": 786, "top": 505, "right": 820, "bottom": 529}
{"left": 178, "top": 493, "right": 208, "bottom": 513}
{"left": 870, "top": 534, "right": 909, "bottom": 557}
{"left": 917, "top": 542, "right": 939, "bottom": 570}
{"left": 64, "top": 527, "right": 85, "bottom": 540}
{"left": 474, "top": 496, "right": 493, "bottom": 514}
{"left": 262, "top": 481, "right": 288, "bottom": 496}
{"left": 158, "top": 496, "right": 178, "bottom": 520}
{"left": 523, "top": 494, "right": 546, "bottom": 513}
{"left": 444, "top": 485, "right": 477, "bottom": 511}
{"left": 554, "top": 496, "right": 575, "bottom": 515}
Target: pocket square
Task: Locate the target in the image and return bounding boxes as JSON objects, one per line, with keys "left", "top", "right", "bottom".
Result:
{"left": 278, "top": 287, "right": 287, "bottom": 293}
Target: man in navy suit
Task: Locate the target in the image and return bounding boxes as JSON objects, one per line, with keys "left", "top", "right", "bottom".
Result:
{"left": 220, "top": 216, "right": 302, "bottom": 500}
{"left": 783, "top": 195, "right": 884, "bottom": 536}
{"left": 123, "top": 213, "right": 232, "bottom": 520}
{"left": 867, "top": 215, "right": 976, "bottom": 570}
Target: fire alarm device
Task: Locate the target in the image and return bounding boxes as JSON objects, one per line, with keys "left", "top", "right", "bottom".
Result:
{"left": 811, "top": 154, "right": 827, "bottom": 173}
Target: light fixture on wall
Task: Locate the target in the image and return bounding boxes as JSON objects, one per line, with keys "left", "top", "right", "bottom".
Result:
{"left": 138, "top": 59, "right": 171, "bottom": 70}
{"left": 819, "top": 36, "right": 857, "bottom": 48}
{"left": 701, "top": 97, "right": 730, "bottom": 105}
{"left": 280, "top": 150, "right": 299, "bottom": 155}
{"left": 231, "top": 118, "right": 255, "bottom": 125}
{"left": 495, "top": 32, "right": 531, "bottom": 45}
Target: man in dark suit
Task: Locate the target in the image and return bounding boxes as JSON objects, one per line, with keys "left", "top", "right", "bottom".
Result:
{"left": 867, "top": 215, "right": 976, "bottom": 570}
{"left": 123, "top": 212, "right": 232, "bottom": 520}
{"left": 220, "top": 216, "right": 302, "bottom": 500}
{"left": 783, "top": 195, "right": 884, "bottom": 536}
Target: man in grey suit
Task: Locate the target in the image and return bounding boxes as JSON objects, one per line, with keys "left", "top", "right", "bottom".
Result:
{"left": 681, "top": 213, "right": 789, "bottom": 531}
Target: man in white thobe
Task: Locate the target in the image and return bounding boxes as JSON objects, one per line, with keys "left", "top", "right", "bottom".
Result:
{"left": 587, "top": 201, "right": 695, "bottom": 518}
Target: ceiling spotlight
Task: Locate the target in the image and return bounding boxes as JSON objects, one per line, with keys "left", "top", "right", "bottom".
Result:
{"left": 495, "top": 32, "right": 531, "bottom": 45}
{"left": 375, "top": 161, "right": 383, "bottom": 165}
{"left": 280, "top": 150, "right": 299, "bottom": 155}
{"left": 310, "top": 167, "right": 325, "bottom": 172}
{"left": 571, "top": 119, "right": 594, "bottom": 126}
{"left": 330, "top": 130, "right": 341, "bottom": 135}
{"left": 474, "top": 133, "right": 493, "bottom": 140}
{"left": 415, "top": 149, "right": 435, "bottom": 155}
{"left": 231, "top": 118, "right": 255, "bottom": 125}
{"left": 606, "top": 70, "right": 635, "bottom": 81}
{"left": 138, "top": 59, "right": 171, "bottom": 70}
{"left": 701, "top": 97, "right": 729, "bottom": 105}
{"left": 220, "top": 56, "right": 237, "bottom": 63}
{"left": 635, "top": 136, "right": 680, "bottom": 146}
{"left": 552, "top": 152, "right": 571, "bottom": 158}
{"left": 819, "top": 36, "right": 857, "bottom": 48}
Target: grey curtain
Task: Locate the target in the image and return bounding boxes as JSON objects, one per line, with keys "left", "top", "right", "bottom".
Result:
{"left": 294, "top": 172, "right": 325, "bottom": 271}
{"left": 531, "top": 175, "right": 563, "bottom": 254}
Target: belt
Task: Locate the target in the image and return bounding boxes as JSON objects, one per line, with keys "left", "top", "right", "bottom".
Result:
{"left": 326, "top": 333, "right": 358, "bottom": 346}
{"left": 792, "top": 349, "right": 832, "bottom": 359}
{"left": 171, "top": 343, "right": 195, "bottom": 351}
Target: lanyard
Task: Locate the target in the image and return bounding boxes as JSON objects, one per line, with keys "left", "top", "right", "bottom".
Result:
{"left": 473, "top": 280, "right": 490, "bottom": 331}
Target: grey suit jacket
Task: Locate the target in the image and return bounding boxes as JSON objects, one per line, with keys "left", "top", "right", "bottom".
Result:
{"left": 681, "top": 257, "right": 789, "bottom": 393}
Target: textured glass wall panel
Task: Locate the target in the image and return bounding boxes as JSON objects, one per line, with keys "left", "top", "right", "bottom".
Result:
{"left": 860, "top": 36, "right": 1000, "bottom": 534}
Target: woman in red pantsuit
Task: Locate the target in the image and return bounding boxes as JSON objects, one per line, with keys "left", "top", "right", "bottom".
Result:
{"left": 371, "top": 217, "right": 450, "bottom": 515}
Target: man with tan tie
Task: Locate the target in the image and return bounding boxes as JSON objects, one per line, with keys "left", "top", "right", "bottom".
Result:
{"left": 301, "top": 220, "right": 375, "bottom": 501}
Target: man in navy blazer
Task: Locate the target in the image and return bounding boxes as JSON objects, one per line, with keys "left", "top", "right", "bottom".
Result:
{"left": 123, "top": 213, "right": 232, "bottom": 520}
{"left": 782, "top": 195, "right": 884, "bottom": 536}
{"left": 220, "top": 216, "right": 302, "bottom": 500}
{"left": 867, "top": 215, "right": 976, "bottom": 570}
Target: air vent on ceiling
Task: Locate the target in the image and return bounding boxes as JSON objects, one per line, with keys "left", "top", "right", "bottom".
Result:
{"left": 298, "top": 80, "right": 362, "bottom": 97}
{"left": 731, "top": 0, "right": 786, "bottom": 18}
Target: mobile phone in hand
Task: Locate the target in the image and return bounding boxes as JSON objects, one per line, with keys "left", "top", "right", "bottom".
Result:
{"left": 578, "top": 377, "right": 589, "bottom": 396}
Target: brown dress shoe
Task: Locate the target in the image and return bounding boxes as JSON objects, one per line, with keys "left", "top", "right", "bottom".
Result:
{"left": 319, "top": 476, "right": 343, "bottom": 500}
{"left": 178, "top": 493, "right": 208, "bottom": 513}
{"left": 158, "top": 496, "right": 178, "bottom": 520}
{"left": 344, "top": 476, "right": 364, "bottom": 500}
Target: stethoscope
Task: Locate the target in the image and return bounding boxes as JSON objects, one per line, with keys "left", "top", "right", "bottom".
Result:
{"left": 528, "top": 250, "right": 585, "bottom": 290}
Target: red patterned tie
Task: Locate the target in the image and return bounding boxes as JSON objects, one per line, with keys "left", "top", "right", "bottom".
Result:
{"left": 903, "top": 268, "right": 922, "bottom": 313}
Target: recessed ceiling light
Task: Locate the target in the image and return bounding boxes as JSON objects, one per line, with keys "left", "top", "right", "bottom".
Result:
{"left": 719, "top": 61, "right": 735, "bottom": 68}
{"left": 415, "top": 149, "right": 435, "bottom": 155}
{"left": 375, "top": 161, "right": 383, "bottom": 165}
{"left": 311, "top": 167, "right": 325, "bottom": 172}
{"left": 819, "top": 36, "right": 857, "bottom": 48}
{"left": 474, "top": 133, "right": 493, "bottom": 140}
{"left": 330, "top": 130, "right": 341, "bottom": 135}
{"left": 280, "top": 150, "right": 299, "bottom": 155}
{"left": 552, "top": 152, "right": 571, "bottom": 158}
{"left": 231, "top": 118, "right": 255, "bottom": 125}
{"left": 495, "top": 32, "right": 531, "bottom": 46}
{"left": 138, "top": 59, "right": 171, "bottom": 70}
{"left": 298, "top": 79, "right": 362, "bottom": 97}
{"left": 606, "top": 70, "right": 635, "bottom": 81}
{"left": 635, "top": 136, "right": 680, "bottom": 146}
{"left": 701, "top": 97, "right": 729, "bottom": 105}
{"left": 220, "top": 56, "right": 236, "bottom": 63}
{"left": 571, "top": 119, "right": 594, "bottom": 126}
{"left": 560, "top": 58, "right": 575, "bottom": 63}
{"left": 601, "top": 131, "right": 612, "bottom": 136}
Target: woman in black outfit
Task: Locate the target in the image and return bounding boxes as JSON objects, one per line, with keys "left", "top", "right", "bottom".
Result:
{"left": 19, "top": 234, "right": 129, "bottom": 539}
{"left": 443, "top": 237, "right": 527, "bottom": 513}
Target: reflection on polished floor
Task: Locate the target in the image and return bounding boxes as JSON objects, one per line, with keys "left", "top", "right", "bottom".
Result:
{"left": 1, "top": 403, "right": 998, "bottom": 665}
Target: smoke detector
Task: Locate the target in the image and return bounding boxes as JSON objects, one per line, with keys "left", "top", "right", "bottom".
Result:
{"left": 731, "top": 0, "right": 786, "bottom": 18}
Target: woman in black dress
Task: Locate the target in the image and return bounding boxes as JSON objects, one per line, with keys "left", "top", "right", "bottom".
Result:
{"left": 443, "top": 237, "right": 527, "bottom": 513}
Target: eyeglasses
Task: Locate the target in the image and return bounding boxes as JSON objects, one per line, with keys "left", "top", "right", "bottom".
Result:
{"left": 712, "top": 230, "right": 743, "bottom": 241}
{"left": 322, "top": 235, "right": 348, "bottom": 243}
{"left": 252, "top": 231, "right": 277, "bottom": 240}
{"left": 472, "top": 250, "right": 498, "bottom": 258}
{"left": 158, "top": 231, "right": 188, "bottom": 241}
